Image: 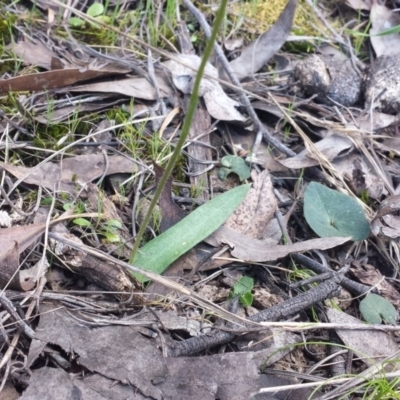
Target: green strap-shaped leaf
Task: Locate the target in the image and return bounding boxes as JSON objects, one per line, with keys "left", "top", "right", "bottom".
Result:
{"left": 132, "top": 184, "right": 251, "bottom": 282}
{"left": 304, "top": 182, "right": 370, "bottom": 241}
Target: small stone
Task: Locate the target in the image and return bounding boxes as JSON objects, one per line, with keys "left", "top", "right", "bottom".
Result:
{"left": 364, "top": 55, "right": 400, "bottom": 114}
{"left": 293, "top": 52, "right": 362, "bottom": 107}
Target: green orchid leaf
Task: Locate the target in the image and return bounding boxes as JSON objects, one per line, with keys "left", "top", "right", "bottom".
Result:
{"left": 360, "top": 294, "right": 397, "bottom": 324}
{"left": 68, "top": 17, "right": 85, "bottom": 27}
{"left": 232, "top": 276, "right": 254, "bottom": 307}
{"left": 132, "top": 184, "right": 251, "bottom": 282}
{"left": 73, "top": 218, "right": 91, "bottom": 227}
{"left": 87, "top": 3, "right": 104, "bottom": 17}
{"left": 304, "top": 182, "right": 369, "bottom": 241}
{"left": 218, "top": 155, "right": 251, "bottom": 181}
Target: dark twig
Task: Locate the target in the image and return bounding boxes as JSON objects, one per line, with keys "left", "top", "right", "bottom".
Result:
{"left": 182, "top": 0, "right": 296, "bottom": 158}
{"left": 0, "top": 294, "right": 35, "bottom": 339}
{"left": 167, "top": 270, "right": 346, "bottom": 357}
{"left": 291, "top": 253, "right": 375, "bottom": 296}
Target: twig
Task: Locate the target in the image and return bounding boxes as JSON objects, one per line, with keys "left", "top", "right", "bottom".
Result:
{"left": 167, "top": 270, "right": 346, "bottom": 356}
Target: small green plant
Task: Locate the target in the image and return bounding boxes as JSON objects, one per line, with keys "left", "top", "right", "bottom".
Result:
{"left": 303, "top": 182, "right": 370, "bottom": 241}
{"left": 360, "top": 294, "right": 397, "bottom": 325}
{"left": 72, "top": 217, "right": 122, "bottom": 243}
{"left": 69, "top": 3, "right": 110, "bottom": 28}
{"left": 218, "top": 155, "right": 251, "bottom": 181}
{"left": 231, "top": 276, "right": 254, "bottom": 307}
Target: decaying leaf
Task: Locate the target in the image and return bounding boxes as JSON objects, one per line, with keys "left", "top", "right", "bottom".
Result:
{"left": 0, "top": 67, "right": 129, "bottom": 94}
{"left": 221, "top": 0, "right": 297, "bottom": 81}
{"left": 369, "top": 0, "right": 400, "bottom": 57}
{"left": 333, "top": 152, "right": 385, "bottom": 200}
{"left": 211, "top": 226, "right": 350, "bottom": 262}
{"left": 0, "top": 154, "right": 138, "bottom": 194}
{"left": 0, "top": 223, "right": 50, "bottom": 290}
{"left": 71, "top": 75, "right": 172, "bottom": 100}
{"left": 327, "top": 307, "right": 399, "bottom": 369}
{"left": 9, "top": 40, "right": 67, "bottom": 70}
{"left": 163, "top": 54, "right": 245, "bottom": 121}
{"left": 279, "top": 134, "right": 353, "bottom": 169}
{"left": 351, "top": 262, "right": 400, "bottom": 308}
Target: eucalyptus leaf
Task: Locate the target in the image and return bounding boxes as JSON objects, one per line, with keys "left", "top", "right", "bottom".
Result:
{"left": 360, "top": 294, "right": 398, "bottom": 324}
{"left": 304, "top": 182, "right": 369, "bottom": 241}
{"left": 132, "top": 184, "right": 251, "bottom": 282}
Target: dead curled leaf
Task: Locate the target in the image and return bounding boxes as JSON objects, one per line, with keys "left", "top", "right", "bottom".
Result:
{"left": 221, "top": 0, "right": 297, "bottom": 81}
{"left": 0, "top": 224, "right": 50, "bottom": 290}
{"left": 210, "top": 226, "right": 350, "bottom": 262}
{"left": 350, "top": 262, "right": 400, "bottom": 309}
{"left": 0, "top": 154, "right": 138, "bottom": 194}
{"left": 326, "top": 307, "right": 399, "bottom": 369}
{"left": 163, "top": 54, "right": 245, "bottom": 121}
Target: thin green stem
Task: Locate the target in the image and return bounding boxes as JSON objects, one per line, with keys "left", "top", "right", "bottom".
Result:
{"left": 129, "top": 0, "right": 229, "bottom": 265}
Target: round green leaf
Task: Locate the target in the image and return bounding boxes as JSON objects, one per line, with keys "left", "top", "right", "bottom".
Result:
{"left": 87, "top": 3, "right": 104, "bottom": 17}
{"left": 304, "top": 182, "right": 369, "bottom": 241}
{"left": 360, "top": 294, "right": 397, "bottom": 324}
{"left": 218, "top": 155, "right": 250, "bottom": 181}
{"left": 68, "top": 17, "right": 85, "bottom": 27}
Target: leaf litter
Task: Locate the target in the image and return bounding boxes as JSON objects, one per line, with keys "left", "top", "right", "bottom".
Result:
{"left": 2, "top": 0, "right": 400, "bottom": 398}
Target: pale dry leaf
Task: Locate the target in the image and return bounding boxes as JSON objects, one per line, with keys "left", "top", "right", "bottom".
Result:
{"left": 326, "top": 307, "right": 399, "bottom": 368}
{"left": 33, "top": 97, "right": 123, "bottom": 124}
{"left": 224, "top": 169, "right": 277, "bottom": 238}
{"left": 8, "top": 40, "right": 68, "bottom": 70}
{"left": 333, "top": 152, "right": 385, "bottom": 199}
{"left": 346, "top": 0, "right": 372, "bottom": 10}
{"left": 221, "top": 0, "right": 297, "bottom": 80}
{"left": 0, "top": 67, "right": 128, "bottom": 94}
{"left": 0, "top": 224, "right": 48, "bottom": 290}
{"left": 163, "top": 54, "right": 245, "bottom": 121}
{"left": 0, "top": 154, "right": 138, "bottom": 194}
{"left": 71, "top": 75, "right": 172, "bottom": 100}
{"left": 211, "top": 226, "right": 350, "bottom": 262}
{"left": 370, "top": 0, "right": 400, "bottom": 57}
{"left": 350, "top": 262, "right": 400, "bottom": 308}
{"left": 279, "top": 134, "right": 353, "bottom": 169}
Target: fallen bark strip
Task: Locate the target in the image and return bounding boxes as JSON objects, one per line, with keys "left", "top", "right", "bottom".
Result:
{"left": 167, "top": 271, "right": 345, "bottom": 357}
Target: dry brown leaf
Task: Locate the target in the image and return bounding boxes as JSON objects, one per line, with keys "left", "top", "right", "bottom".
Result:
{"left": 225, "top": 169, "right": 277, "bottom": 238}
{"left": 0, "top": 224, "right": 51, "bottom": 290}
{"left": 0, "top": 154, "right": 138, "bottom": 194}
{"left": 370, "top": 0, "right": 400, "bottom": 57}
{"left": 33, "top": 97, "right": 123, "bottom": 124}
{"left": 221, "top": 0, "right": 297, "bottom": 80}
{"left": 71, "top": 75, "right": 172, "bottom": 100}
{"left": 8, "top": 40, "right": 68, "bottom": 70}
{"left": 350, "top": 262, "right": 400, "bottom": 309}
{"left": 333, "top": 152, "right": 385, "bottom": 199}
{"left": 345, "top": 0, "right": 371, "bottom": 10}
{"left": 163, "top": 54, "right": 245, "bottom": 121}
{"left": 279, "top": 134, "right": 353, "bottom": 169}
{"left": 326, "top": 307, "right": 399, "bottom": 368}
{"left": 0, "top": 67, "right": 128, "bottom": 94}
{"left": 211, "top": 226, "right": 350, "bottom": 262}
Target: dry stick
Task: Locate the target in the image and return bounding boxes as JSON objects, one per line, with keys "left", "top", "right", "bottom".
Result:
{"left": 182, "top": 0, "right": 296, "bottom": 158}
{"left": 167, "top": 270, "right": 345, "bottom": 357}
{"left": 291, "top": 253, "right": 374, "bottom": 297}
